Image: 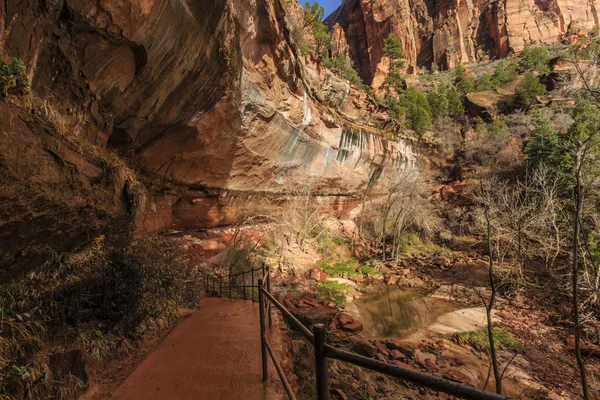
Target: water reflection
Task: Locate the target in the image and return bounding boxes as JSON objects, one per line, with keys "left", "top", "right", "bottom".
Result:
{"left": 353, "top": 284, "right": 452, "bottom": 339}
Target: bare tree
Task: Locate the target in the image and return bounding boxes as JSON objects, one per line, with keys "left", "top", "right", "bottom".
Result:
{"left": 565, "top": 47, "right": 600, "bottom": 400}
{"left": 471, "top": 177, "right": 503, "bottom": 395}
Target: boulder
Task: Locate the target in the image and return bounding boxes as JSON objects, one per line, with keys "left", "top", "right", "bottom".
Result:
{"left": 350, "top": 337, "right": 378, "bottom": 358}
{"left": 306, "top": 267, "right": 327, "bottom": 282}
{"left": 339, "top": 313, "right": 363, "bottom": 333}
{"left": 303, "top": 305, "right": 338, "bottom": 326}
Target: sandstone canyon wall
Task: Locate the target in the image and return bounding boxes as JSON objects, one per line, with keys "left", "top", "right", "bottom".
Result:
{"left": 326, "top": 0, "right": 600, "bottom": 81}
{"left": 0, "top": 0, "right": 416, "bottom": 279}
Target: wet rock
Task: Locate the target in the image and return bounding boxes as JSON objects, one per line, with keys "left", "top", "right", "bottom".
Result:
{"left": 339, "top": 313, "right": 363, "bottom": 333}
{"left": 375, "top": 353, "right": 388, "bottom": 362}
{"left": 350, "top": 337, "right": 378, "bottom": 357}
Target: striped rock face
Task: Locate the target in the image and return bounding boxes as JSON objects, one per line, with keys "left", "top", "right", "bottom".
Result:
{"left": 0, "top": 0, "right": 418, "bottom": 277}
{"left": 326, "top": 0, "right": 600, "bottom": 78}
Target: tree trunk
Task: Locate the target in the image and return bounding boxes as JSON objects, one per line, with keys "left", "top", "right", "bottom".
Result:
{"left": 573, "top": 150, "right": 590, "bottom": 400}
{"left": 485, "top": 207, "right": 502, "bottom": 395}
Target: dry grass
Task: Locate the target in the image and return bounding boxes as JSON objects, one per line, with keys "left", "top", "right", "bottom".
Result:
{"left": 0, "top": 235, "right": 201, "bottom": 399}
{"left": 8, "top": 94, "right": 149, "bottom": 216}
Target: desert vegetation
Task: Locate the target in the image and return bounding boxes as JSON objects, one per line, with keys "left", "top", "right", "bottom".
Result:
{"left": 0, "top": 236, "right": 201, "bottom": 399}
{"left": 5, "top": 1, "right": 600, "bottom": 399}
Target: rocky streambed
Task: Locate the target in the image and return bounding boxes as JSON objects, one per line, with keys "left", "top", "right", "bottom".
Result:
{"left": 284, "top": 263, "right": 565, "bottom": 399}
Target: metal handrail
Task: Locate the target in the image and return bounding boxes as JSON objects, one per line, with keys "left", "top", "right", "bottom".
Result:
{"left": 200, "top": 265, "right": 267, "bottom": 301}
{"left": 258, "top": 280, "right": 511, "bottom": 400}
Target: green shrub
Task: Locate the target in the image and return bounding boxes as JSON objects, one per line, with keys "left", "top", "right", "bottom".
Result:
{"left": 454, "top": 65, "right": 476, "bottom": 95}
{"left": 514, "top": 72, "right": 546, "bottom": 108}
{"left": 489, "top": 119, "right": 509, "bottom": 137}
{"left": 518, "top": 44, "right": 550, "bottom": 73}
{"left": 475, "top": 61, "right": 518, "bottom": 91}
{"left": 453, "top": 327, "right": 521, "bottom": 352}
{"left": 475, "top": 73, "right": 496, "bottom": 91}
{"left": 491, "top": 60, "right": 518, "bottom": 86}
{"left": 0, "top": 55, "right": 30, "bottom": 97}
{"left": 427, "top": 89, "right": 449, "bottom": 118}
{"left": 317, "top": 258, "right": 375, "bottom": 278}
{"left": 316, "top": 280, "right": 350, "bottom": 305}
{"left": 325, "top": 54, "right": 365, "bottom": 89}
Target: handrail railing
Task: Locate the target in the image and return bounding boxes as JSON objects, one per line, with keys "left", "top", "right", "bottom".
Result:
{"left": 200, "top": 265, "right": 266, "bottom": 301}
{"left": 258, "top": 278, "right": 511, "bottom": 400}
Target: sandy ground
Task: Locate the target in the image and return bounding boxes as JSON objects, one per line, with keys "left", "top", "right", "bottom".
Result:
{"left": 109, "top": 298, "right": 284, "bottom": 400}
{"left": 428, "top": 307, "right": 499, "bottom": 334}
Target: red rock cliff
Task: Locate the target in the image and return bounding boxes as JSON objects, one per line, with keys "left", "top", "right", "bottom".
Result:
{"left": 0, "top": 0, "right": 417, "bottom": 278}
{"left": 326, "top": 0, "right": 600, "bottom": 81}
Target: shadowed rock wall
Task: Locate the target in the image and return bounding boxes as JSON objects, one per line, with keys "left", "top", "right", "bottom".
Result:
{"left": 0, "top": 0, "right": 417, "bottom": 278}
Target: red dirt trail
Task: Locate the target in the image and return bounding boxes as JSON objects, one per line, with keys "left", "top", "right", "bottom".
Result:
{"left": 110, "top": 298, "right": 284, "bottom": 400}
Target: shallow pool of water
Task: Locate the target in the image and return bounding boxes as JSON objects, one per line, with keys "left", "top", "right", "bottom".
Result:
{"left": 349, "top": 283, "right": 455, "bottom": 339}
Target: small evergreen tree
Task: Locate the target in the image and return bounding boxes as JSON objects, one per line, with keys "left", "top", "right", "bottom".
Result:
{"left": 454, "top": 65, "right": 475, "bottom": 95}
{"left": 383, "top": 33, "right": 404, "bottom": 60}
{"left": 401, "top": 88, "right": 432, "bottom": 134}
{"left": 524, "top": 117, "right": 565, "bottom": 171}
{"left": 303, "top": 2, "right": 331, "bottom": 61}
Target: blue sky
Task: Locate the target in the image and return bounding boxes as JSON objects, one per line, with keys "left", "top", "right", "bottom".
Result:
{"left": 300, "top": 0, "right": 343, "bottom": 19}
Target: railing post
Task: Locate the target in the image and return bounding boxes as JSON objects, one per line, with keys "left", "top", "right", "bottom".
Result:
{"left": 251, "top": 268, "right": 255, "bottom": 302}
{"left": 229, "top": 273, "right": 232, "bottom": 299}
{"left": 258, "top": 279, "right": 268, "bottom": 382}
{"left": 243, "top": 271, "right": 247, "bottom": 300}
{"left": 313, "top": 324, "right": 329, "bottom": 400}
{"left": 212, "top": 277, "right": 215, "bottom": 296}
{"left": 266, "top": 266, "right": 272, "bottom": 327}
{"left": 219, "top": 276, "right": 223, "bottom": 297}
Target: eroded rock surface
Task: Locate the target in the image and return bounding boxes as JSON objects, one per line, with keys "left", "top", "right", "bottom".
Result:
{"left": 1, "top": 0, "right": 417, "bottom": 277}
{"left": 326, "top": 0, "right": 600, "bottom": 80}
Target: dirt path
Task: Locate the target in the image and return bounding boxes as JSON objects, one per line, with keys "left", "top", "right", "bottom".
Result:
{"left": 109, "top": 298, "right": 284, "bottom": 400}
